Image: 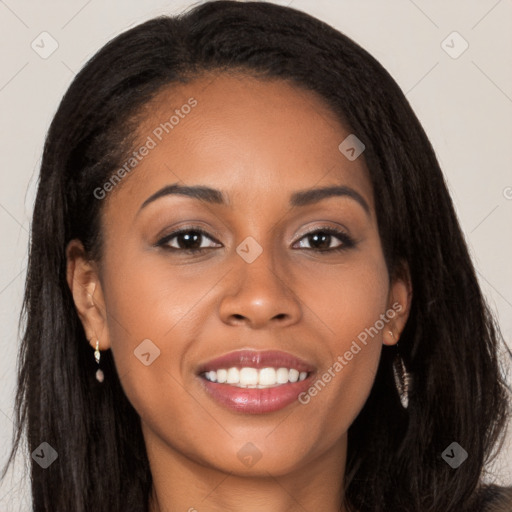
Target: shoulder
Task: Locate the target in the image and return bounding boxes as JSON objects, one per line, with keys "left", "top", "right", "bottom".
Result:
{"left": 473, "top": 484, "right": 512, "bottom": 512}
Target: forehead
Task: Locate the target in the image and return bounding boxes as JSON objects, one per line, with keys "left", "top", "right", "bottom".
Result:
{"left": 105, "top": 72, "right": 374, "bottom": 215}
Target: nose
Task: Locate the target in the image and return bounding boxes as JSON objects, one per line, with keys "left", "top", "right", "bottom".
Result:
{"left": 218, "top": 246, "right": 302, "bottom": 329}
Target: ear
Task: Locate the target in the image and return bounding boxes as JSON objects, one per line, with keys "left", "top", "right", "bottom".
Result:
{"left": 66, "top": 239, "right": 111, "bottom": 351}
{"left": 382, "top": 261, "right": 413, "bottom": 346}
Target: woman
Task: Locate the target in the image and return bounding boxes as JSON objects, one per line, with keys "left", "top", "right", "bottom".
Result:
{"left": 1, "top": 1, "right": 511, "bottom": 510}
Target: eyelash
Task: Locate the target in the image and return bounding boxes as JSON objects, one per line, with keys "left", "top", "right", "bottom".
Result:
{"left": 155, "top": 225, "right": 356, "bottom": 255}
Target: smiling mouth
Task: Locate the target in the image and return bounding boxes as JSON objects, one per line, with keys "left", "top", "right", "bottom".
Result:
{"left": 201, "top": 366, "right": 310, "bottom": 388}
{"left": 196, "top": 349, "right": 316, "bottom": 413}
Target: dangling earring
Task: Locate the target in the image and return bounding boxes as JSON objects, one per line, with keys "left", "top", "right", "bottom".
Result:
{"left": 389, "top": 331, "right": 411, "bottom": 409}
{"left": 94, "top": 340, "right": 104, "bottom": 383}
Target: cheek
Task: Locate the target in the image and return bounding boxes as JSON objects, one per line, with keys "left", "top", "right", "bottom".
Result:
{"left": 300, "top": 247, "right": 390, "bottom": 344}
{"left": 98, "top": 253, "right": 241, "bottom": 468}
{"left": 98, "top": 250, "right": 225, "bottom": 408}
{"left": 295, "top": 249, "right": 390, "bottom": 428}
{"left": 102, "top": 246, "right": 221, "bottom": 343}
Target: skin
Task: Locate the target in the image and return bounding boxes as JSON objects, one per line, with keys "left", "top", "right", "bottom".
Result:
{"left": 66, "top": 73, "right": 412, "bottom": 512}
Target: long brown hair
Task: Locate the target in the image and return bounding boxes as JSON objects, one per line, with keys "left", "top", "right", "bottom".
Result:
{"left": 2, "top": 2, "right": 510, "bottom": 510}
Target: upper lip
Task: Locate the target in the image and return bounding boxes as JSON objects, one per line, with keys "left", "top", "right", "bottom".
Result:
{"left": 197, "top": 349, "right": 316, "bottom": 374}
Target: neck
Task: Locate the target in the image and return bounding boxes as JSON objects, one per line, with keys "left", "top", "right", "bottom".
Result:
{"left": 145, "top": 431, "right": 349, "bottom": 512}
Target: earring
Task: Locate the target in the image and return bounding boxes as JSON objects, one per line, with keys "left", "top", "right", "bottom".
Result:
{"left": 389, "top": 331, "right": 411, "bottom": 409}
{"left": 94, "top": 340, "right": 104, "bottom": 383}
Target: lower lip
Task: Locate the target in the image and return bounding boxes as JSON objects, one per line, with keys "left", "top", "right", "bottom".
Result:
{"left": 199, "top": 375, "right": 314, "bottom": 414}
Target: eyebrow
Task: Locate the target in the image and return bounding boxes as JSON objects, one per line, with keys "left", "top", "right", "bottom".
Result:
{"left": 139, "top": 183, "right": 370, "bottom": 215}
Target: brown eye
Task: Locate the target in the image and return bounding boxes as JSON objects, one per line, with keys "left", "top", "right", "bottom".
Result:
{"left": 156, "top": 228, "right": 221, "bottom": 253}
{"left": 294, "top": 227, "right": 355, "bottom": 253}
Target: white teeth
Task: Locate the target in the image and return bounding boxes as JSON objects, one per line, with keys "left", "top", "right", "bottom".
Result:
{"left": 259, "top": 367, "right": 276, "bottom": 386}
{"left": 289, "top": 369, "right": 299, "bottom": 383}
{"left": 239, "top": 367, "right": 258, "bottom": 386}
{"left": 276, "top": 367, "right": 289, "bottom": 384}
{"left": 226, "top": 367, "right": 239, "bottom": 384}
{"left": 203, "top": 366, "right": 309, "bottom": 387}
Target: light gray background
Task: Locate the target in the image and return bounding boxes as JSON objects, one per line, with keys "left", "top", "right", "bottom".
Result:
{"left": 1, "top": 0, "right": 511, "bottom": 509}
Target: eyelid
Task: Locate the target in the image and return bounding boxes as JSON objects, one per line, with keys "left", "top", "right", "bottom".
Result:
{"left": 155, "top": 222, "right": 221, "bottom": 241}
{"left": 155, "top": 226, "right": 221, "bottom": 248}
{"left": 294, "top": 222, "right": 350, "bottom": 239}
{"left": 155, "top": 223, "right": 350, "bottom": 243}
{"left": 154, "top": 223, "right": 356, "bottom": 258}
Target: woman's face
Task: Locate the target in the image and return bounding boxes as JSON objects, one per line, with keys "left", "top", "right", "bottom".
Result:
{"left": 68, "top": 73, "right": 410, "bottom": 477}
